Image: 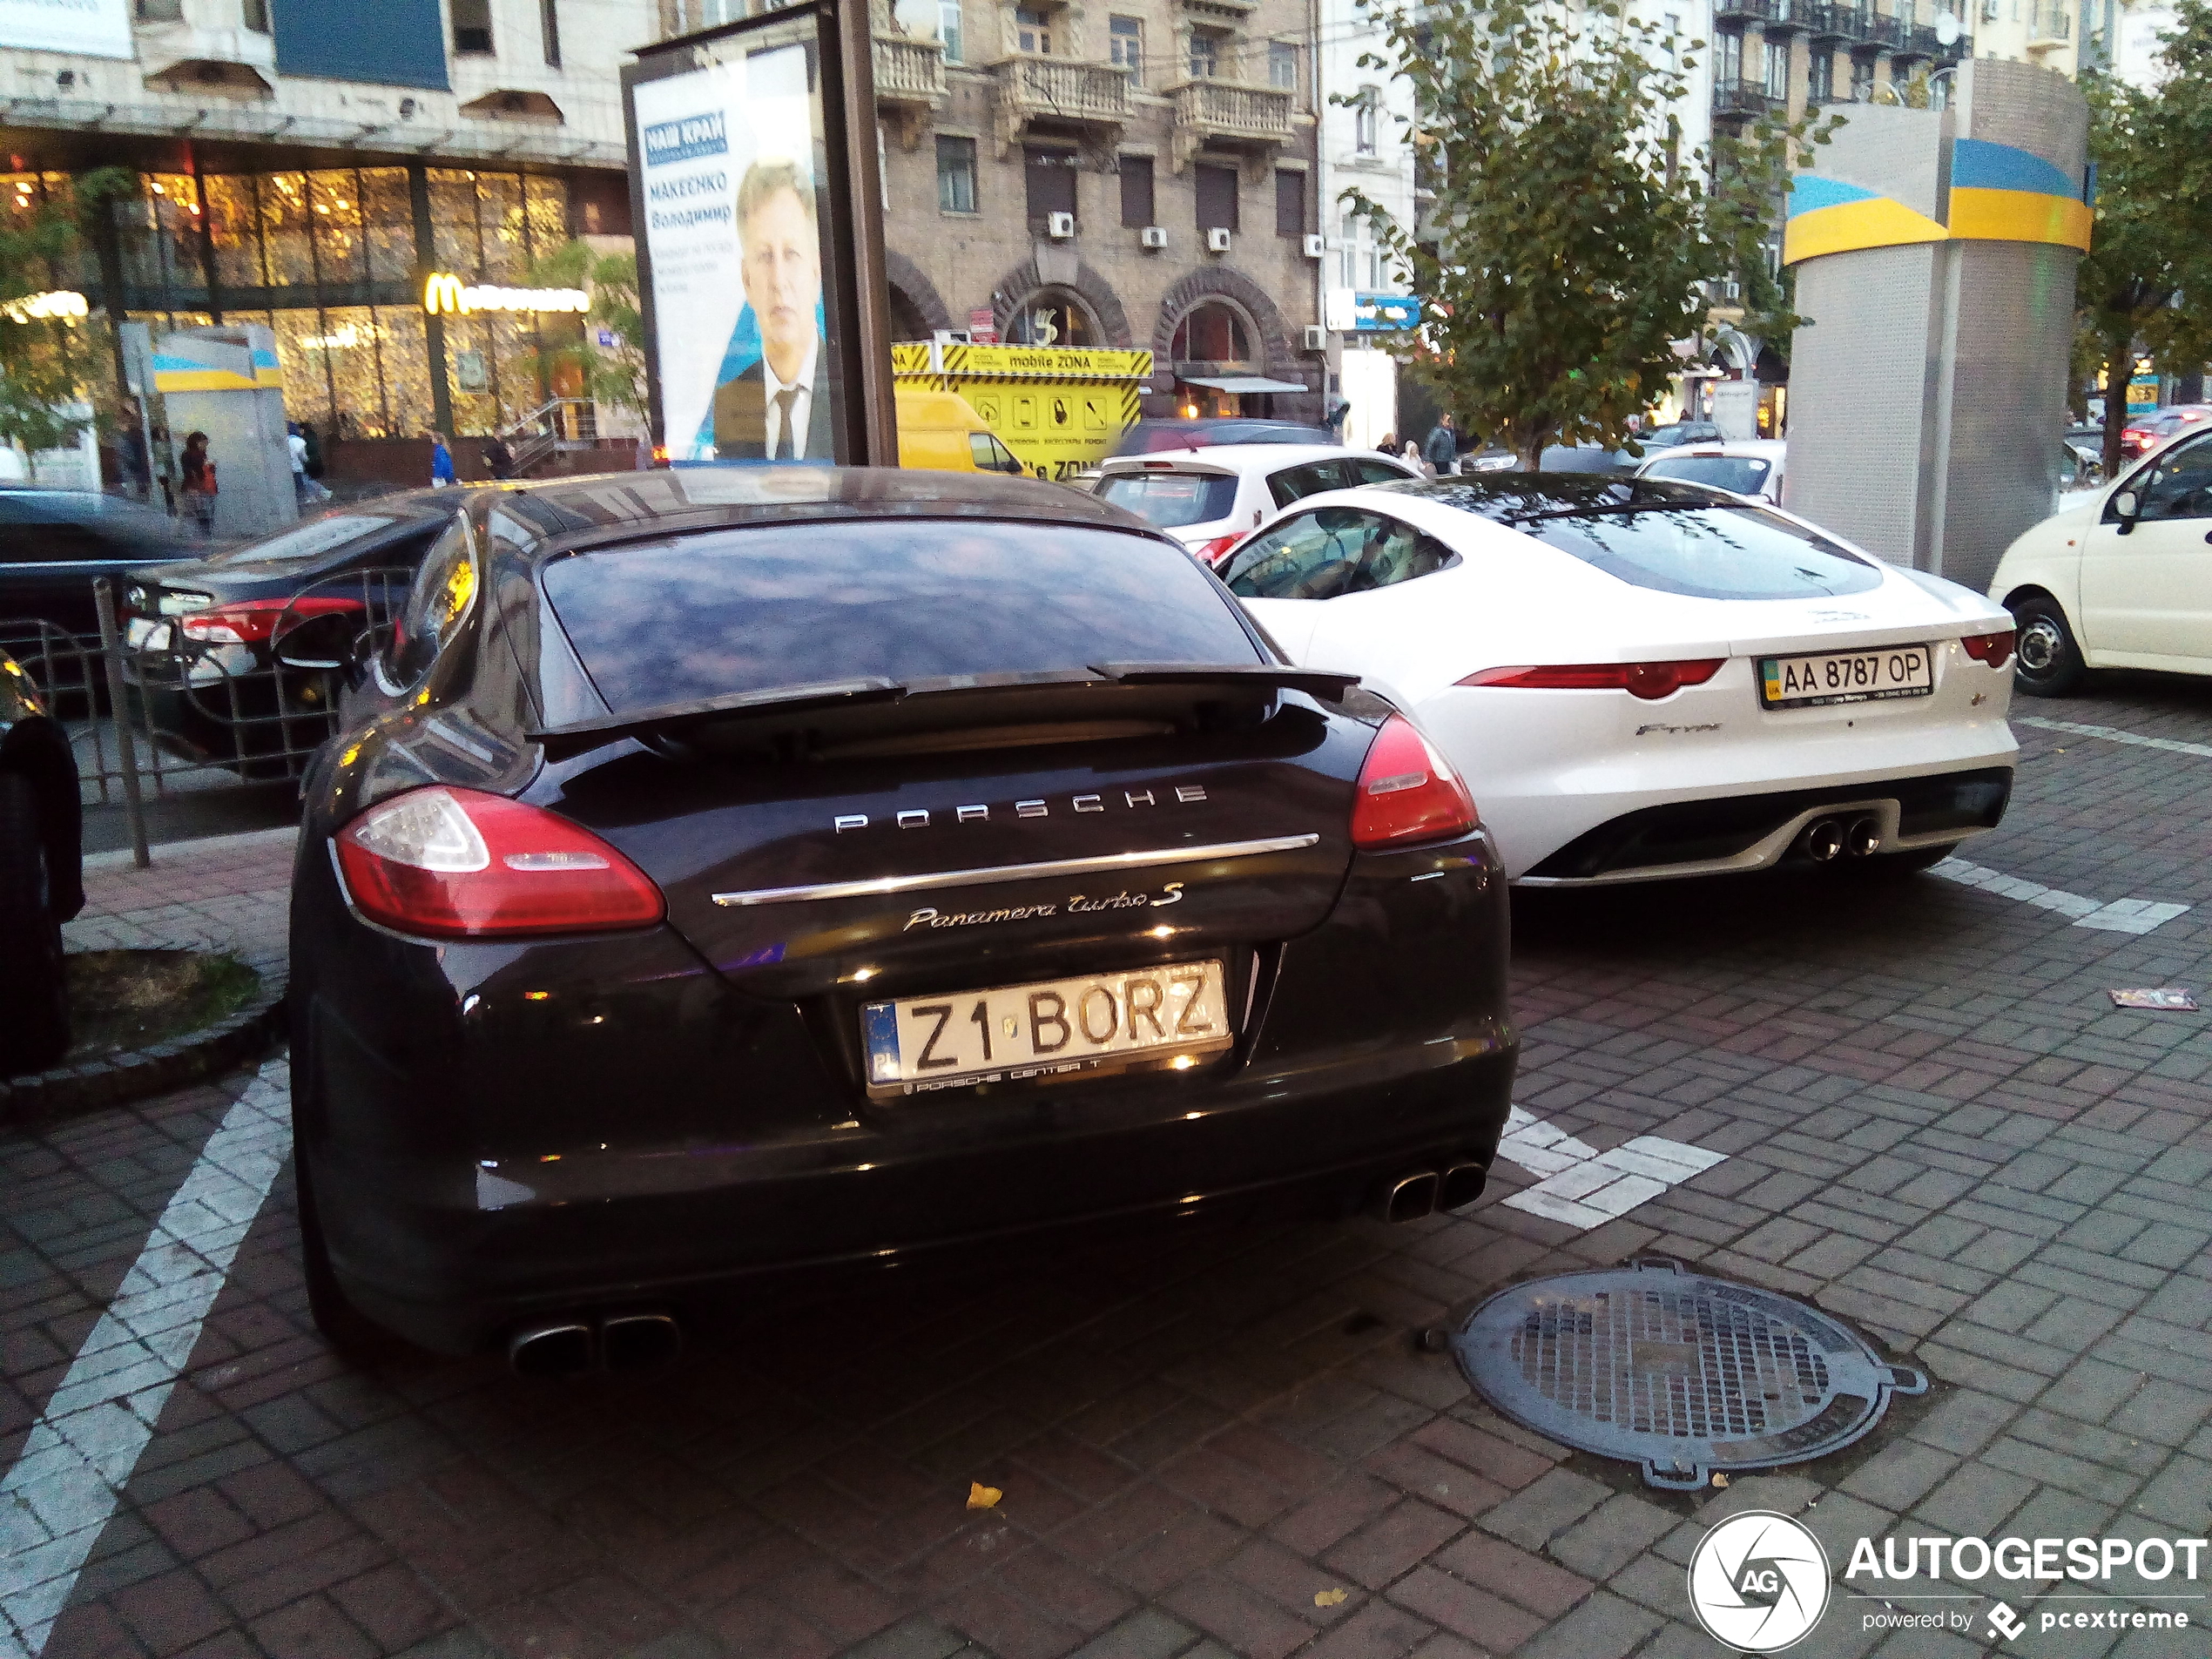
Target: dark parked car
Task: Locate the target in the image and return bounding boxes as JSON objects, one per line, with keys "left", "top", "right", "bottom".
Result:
{"left": 2119, "top": 405, "right": 2212, "bottom": 461}
{"left": 289, "top": 469, "right": 1517, "bottom": 1364}
{"left": 1636, "top": 421, "right": 1722, "bottom": 450}
{"left": 0, "top": 647, "right": 82, "bottom": 1074}
{"left": 1112, "top": 418, "right": 1338, "bottom": 456}
{"left": 0, "top": 488, "right": 192, "bottom": 641}
{"left": 123, "top": 494, "right": 460, "bottom": 778}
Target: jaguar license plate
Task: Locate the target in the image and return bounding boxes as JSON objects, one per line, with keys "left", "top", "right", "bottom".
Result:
{"left": 1760, "top": 644, "right": 1934, "bottom": 709}
{"left": 861, "top": 960, "right": 1232, "bottom": 1099}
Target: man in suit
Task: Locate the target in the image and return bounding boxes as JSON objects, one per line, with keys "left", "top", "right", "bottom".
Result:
{"left": 712, "top": 159, "right": 835, "bottom": 461}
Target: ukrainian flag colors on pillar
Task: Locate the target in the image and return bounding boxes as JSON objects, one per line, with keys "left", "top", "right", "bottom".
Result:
{"left": 1783, "top": 137, "right": 2091, "bottom": 267}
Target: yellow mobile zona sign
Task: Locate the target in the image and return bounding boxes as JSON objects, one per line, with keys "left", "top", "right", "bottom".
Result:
{"left": 893, "top": 343, "right": 1153, "bottom": 480}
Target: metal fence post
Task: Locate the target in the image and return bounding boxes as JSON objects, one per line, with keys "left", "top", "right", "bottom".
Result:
{"left": 92, "top": 578, "right": 151, "bottom": 870}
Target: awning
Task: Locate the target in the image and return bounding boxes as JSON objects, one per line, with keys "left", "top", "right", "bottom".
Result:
{"left": 1178, "top": 375, "right": 1310, "bottom": 395}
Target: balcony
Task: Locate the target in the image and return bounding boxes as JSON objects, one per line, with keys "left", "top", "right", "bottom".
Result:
{"left": 1168, "top": 78, "right": 1294, "bottom": 171}
{"left": 137, "top": 0, "right": 275, "bottom": 97}
{"left": 989, "top": 54, "right": 1131, "bottom": 157}
{"left": 1713, "top": 78, "right": 1788, "bottom": 119}
{"left": 1859, "top": 12, "right": 1908, "bottom": 49}
{"left": 873, "top": 30, "right": 946, "bottom": 145}
{"left": 1716, "top": 0, "right": 1810, "bottom": 28}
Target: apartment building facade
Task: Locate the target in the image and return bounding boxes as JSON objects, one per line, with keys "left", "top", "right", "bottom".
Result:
{"left": 862, "top": 0, "right": 1325, "bottom": 421}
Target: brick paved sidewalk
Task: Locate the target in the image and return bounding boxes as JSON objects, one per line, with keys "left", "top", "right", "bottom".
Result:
{"left": 3, "top": 693, "right": 2209, "bottom": 1659}
{"left": 62, "top": 826, "right": 296, "bottom": 960}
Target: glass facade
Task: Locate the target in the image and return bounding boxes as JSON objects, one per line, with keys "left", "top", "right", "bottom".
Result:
{"left": 84, "top": 162, "right": 582, "bottom": 439}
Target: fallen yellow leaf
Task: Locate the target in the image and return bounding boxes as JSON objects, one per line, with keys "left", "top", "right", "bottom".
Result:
{"left": 967, "top": 1481, "right": 1003, "bottom": 1510}
{"left": 1315, "top": 1588, "right": 1349, "bottom": 1608}
{"left": 1711, "top": 1472, "right": 1730, "bottom": 1488}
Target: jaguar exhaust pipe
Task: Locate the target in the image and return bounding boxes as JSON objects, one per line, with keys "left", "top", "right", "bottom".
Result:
{"left": 1801, "top": 818, "right": 1844, "bottom": 863}
{"left": 1844, "top": 816, "right": 1883, "bottom": 858}
{"left": 508, "top": 1320, "right": 595, "bottom": 1379}
{"left": 1371, "top": 1170, "right": 1440, "bottom": 1224}
{"left": 601, "top": 1312, "right": 683, "bottom": 1372}
{"left": 1439, "top": 1163, "right": 1489, "bottom": 1212}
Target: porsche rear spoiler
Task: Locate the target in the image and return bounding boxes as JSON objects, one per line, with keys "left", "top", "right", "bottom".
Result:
{"left": 524, "top": 663, "right": 1359, "bottom": 761}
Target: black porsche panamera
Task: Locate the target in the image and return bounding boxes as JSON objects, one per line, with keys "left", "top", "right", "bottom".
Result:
{"left": 289, "top": 468, "right": 1517, "bottom": 1366}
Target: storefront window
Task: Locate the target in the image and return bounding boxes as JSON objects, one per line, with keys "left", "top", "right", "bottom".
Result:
{"left": 308, "top": 171, "right": 368, "bottom": 286}
{"left": 361, "top": 168, "right": 415, "bottom": 285}
{"left": 524, "top": 176, "right": 567, "bottom": 253}
{"left": 1007, "top": 288, "right": 1097, "bottom": 347}
{"left": 428, "top": 168, "right": 482, "bottom": 273}
{"left": 258, "top": 172, "right": 316, "bottom": 287}
{"left": 136, "top": 175, "right": 205, "bottom": 292}
{"left": 269, "top": 308, "right": 338, "bottom": 431}
{"left": 202, "top": 175, "right": 263, "bottom": 287}
{"left": 1170, "top": 300, "right": 1253, "bottom": 363}
{"left": 374, "top": 305, "right": 435, "bottom": 441}
{"left": 312, "top": 307, "right": 387, "bottom": 438}
{"left": 476, "top": 172, "right": 526, "bottom": 280}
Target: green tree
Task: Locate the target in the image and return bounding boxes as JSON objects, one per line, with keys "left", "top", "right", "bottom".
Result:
{"left": 0, "top": 171, "right": 131, "bottom": 468}
{"left": 2074, "top": 0, "right": 2212, "bottom": 475}
{"left": 518, "top": 239, "right": 648, "bottom": 419}
{"left": 1342, "top": 0, "right": 1833, "bottom": 465}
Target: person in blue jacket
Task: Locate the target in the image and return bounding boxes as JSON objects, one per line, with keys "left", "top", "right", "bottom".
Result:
{"left": 429, "top": 431, "right": 457, "bottom": 487}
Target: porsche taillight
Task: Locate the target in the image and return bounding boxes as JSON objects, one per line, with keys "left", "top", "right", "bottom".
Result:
{"left": 1351, "top": 714, "right": 1479, "bottom": 849}
{"left": 334, "top": 786, "right": 663, "bottom": 939}
{"left": 1459, "top": 659, "right": 1725, "bottom": 700}
{"left": 1959, "top": 630, "right": 2016, "bottom": 667}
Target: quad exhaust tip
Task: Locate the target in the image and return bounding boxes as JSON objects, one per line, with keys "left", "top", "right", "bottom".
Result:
{"left": 508, "top": 1312, "right": 683, "bottom": 1378}
{"left": 1370, "top": 1160, "right": 1489, "bottom": 1224}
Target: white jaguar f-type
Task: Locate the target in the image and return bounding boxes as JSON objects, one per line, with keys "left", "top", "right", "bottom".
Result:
{"left": 1219, "top": 475, "right": 2019, "bottom": 884}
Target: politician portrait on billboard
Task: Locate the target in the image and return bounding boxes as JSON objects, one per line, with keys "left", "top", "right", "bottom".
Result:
{"left": 627, "top": 24, "right": 841, "bottom": 462}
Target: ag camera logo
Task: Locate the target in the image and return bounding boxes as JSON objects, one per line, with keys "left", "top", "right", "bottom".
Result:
{"left": 1689, "top": 1510, "right": 1831, "bottom": 1652}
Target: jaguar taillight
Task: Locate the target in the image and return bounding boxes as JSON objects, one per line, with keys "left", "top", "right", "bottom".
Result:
{"left": 1459, "top": 659, "right": 1725, "bottom": 700}
{"left": 1959, "top": 630, "right": 2016, "bottom": 667}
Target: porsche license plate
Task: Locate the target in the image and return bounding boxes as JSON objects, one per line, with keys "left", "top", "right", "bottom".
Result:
{"left": 861, "top": 960, "right": 1232, "bottom": 1098}
{"left": 1760, "top": 645, "right": 1934, "bottom": 709}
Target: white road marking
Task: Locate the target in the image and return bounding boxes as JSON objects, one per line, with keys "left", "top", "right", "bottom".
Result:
{"left": 1931, "top": 858, "right": 2191, "bottom": 935}
{"left": 2016, "top": 715, "right": 2212, "bottom": 761}
{"left": 0, "top": 1062, "right": 290, "bottom": 1658}
{"left": 1497, "top": 1107, "right": 1728, "bottom": 1229}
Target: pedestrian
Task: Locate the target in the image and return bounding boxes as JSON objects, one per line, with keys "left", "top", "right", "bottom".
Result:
{"left": 1401, "top": 437, "right": 1423, "bottom": 472}
{"left": 429, "top": 430, "right": 457, "bottom": 487}
{"left": 287, "top": 422, "right": 330, "bottom": 507}
{"left": 482, "top": 432, "right": 515, "bottom": 481}
{"left": 1324, "top": 396, "right": 1350, "bottom": 438}
{"left": 118, "top": 404, "right": 151, "bottom": 502}
{"left": 1423, "top": 412, "right": 1459, "bottom": 477}
{"left": 178, "top": 431, "right": 217, "bottom": 538}
{"left": 300, "top": 421, "right": 325, "bottom": 481}
{"left": 1375, "top": 431, "right": 1397, "bottom": 455}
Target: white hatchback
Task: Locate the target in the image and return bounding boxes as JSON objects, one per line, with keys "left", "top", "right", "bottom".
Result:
{"left": 1634, "top": 439, "right": 1787, "bottom": 503}
{"left": 1222, "top": 475, "right": 2020, "bottom": 884}
{"left": 1093, "top": 445, "right": 1422, "bottom": 563}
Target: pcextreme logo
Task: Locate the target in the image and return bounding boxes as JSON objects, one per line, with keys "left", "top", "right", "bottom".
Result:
{"left": 1688, "top": 1511, "right": 1831, "bottom": 1652}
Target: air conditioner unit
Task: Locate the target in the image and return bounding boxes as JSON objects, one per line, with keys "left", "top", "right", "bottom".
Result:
{"left": 1979, "top": 0, "right": 1999, "bottom": 17}
{"left": 1303, "top": 324, "right": 1326, "bottom": 351}
{"left": 1046, "top": 211, "right": 1076, "bottom": 239}
{"left": 1302, "top": 232, "right": 1325, "bottom": 259}
{"left": 1140, "top": 225, "right": 1168, "bottom": 249}
{"left": 1206, "top": 226, "right": 1233, "bottom": 253}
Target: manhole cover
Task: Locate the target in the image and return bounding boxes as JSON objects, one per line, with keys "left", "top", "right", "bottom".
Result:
{"left": 1451, "top": 1258, "right": 1925, "bottom": 1489}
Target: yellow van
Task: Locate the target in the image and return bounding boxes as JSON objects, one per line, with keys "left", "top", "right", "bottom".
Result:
{"left": 894, "top": 388, "right": 1028, "bottom": 475}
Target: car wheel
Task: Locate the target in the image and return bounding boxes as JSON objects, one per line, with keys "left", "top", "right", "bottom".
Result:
{"left": 2010, "top": 597, "right": 2086, "bottom": 697}
{"left": 0, "top": 772, "right": 71, "bottom": 1076}
{"left": 294, "top": 1148, "right": 402, "bottom": 1359}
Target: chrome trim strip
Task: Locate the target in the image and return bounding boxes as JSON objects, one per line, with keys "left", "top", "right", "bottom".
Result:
{"left": 711, "top": 833, "right": 1322, "bottom": 908}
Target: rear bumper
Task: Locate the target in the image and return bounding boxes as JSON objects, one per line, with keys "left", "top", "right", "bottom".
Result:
{"left": 293, "top": 828, "right": 1518, "bottom": 1353}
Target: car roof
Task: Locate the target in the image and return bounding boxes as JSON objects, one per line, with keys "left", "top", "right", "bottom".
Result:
{"left": 1638, "top": 439, "right": 1786, "bottom": 461}
{"left": 1099, "top": 444, "right": 1395, "bottom": 472}
{"left": 475, "top": 465, "right": 1156, "bottom": 552}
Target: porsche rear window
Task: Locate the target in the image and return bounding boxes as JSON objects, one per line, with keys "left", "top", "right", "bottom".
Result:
{"left": 543, "top": 518, "right": 1263, "bottom": 711}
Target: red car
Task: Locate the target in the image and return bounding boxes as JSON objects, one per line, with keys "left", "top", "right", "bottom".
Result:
{"left": 2120, "top": 403, "right": 2212, "bottom": 460}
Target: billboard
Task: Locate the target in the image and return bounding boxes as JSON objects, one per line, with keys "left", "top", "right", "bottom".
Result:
{"left": 1, "top": 0, "right": 132, "bottom": 57}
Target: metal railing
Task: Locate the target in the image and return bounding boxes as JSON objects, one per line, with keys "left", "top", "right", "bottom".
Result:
{"left": 497, "top": 396, "right": 600, "bottom": 476}
{"left": 3, "top": 569, "right": 413, "bottom": 860}
{"left": 1713, "top": 79, "right": 1789, "bottom": 118}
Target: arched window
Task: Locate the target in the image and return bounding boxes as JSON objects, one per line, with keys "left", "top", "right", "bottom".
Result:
{"left": 1008, "top": 287, "right": 1098, "bottom": 346}
{"left": 1170, "top": 299, "right": 1254, "bottom": 364}
{"left": 887, "top": 283, "right": 932, "bottom": 343}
